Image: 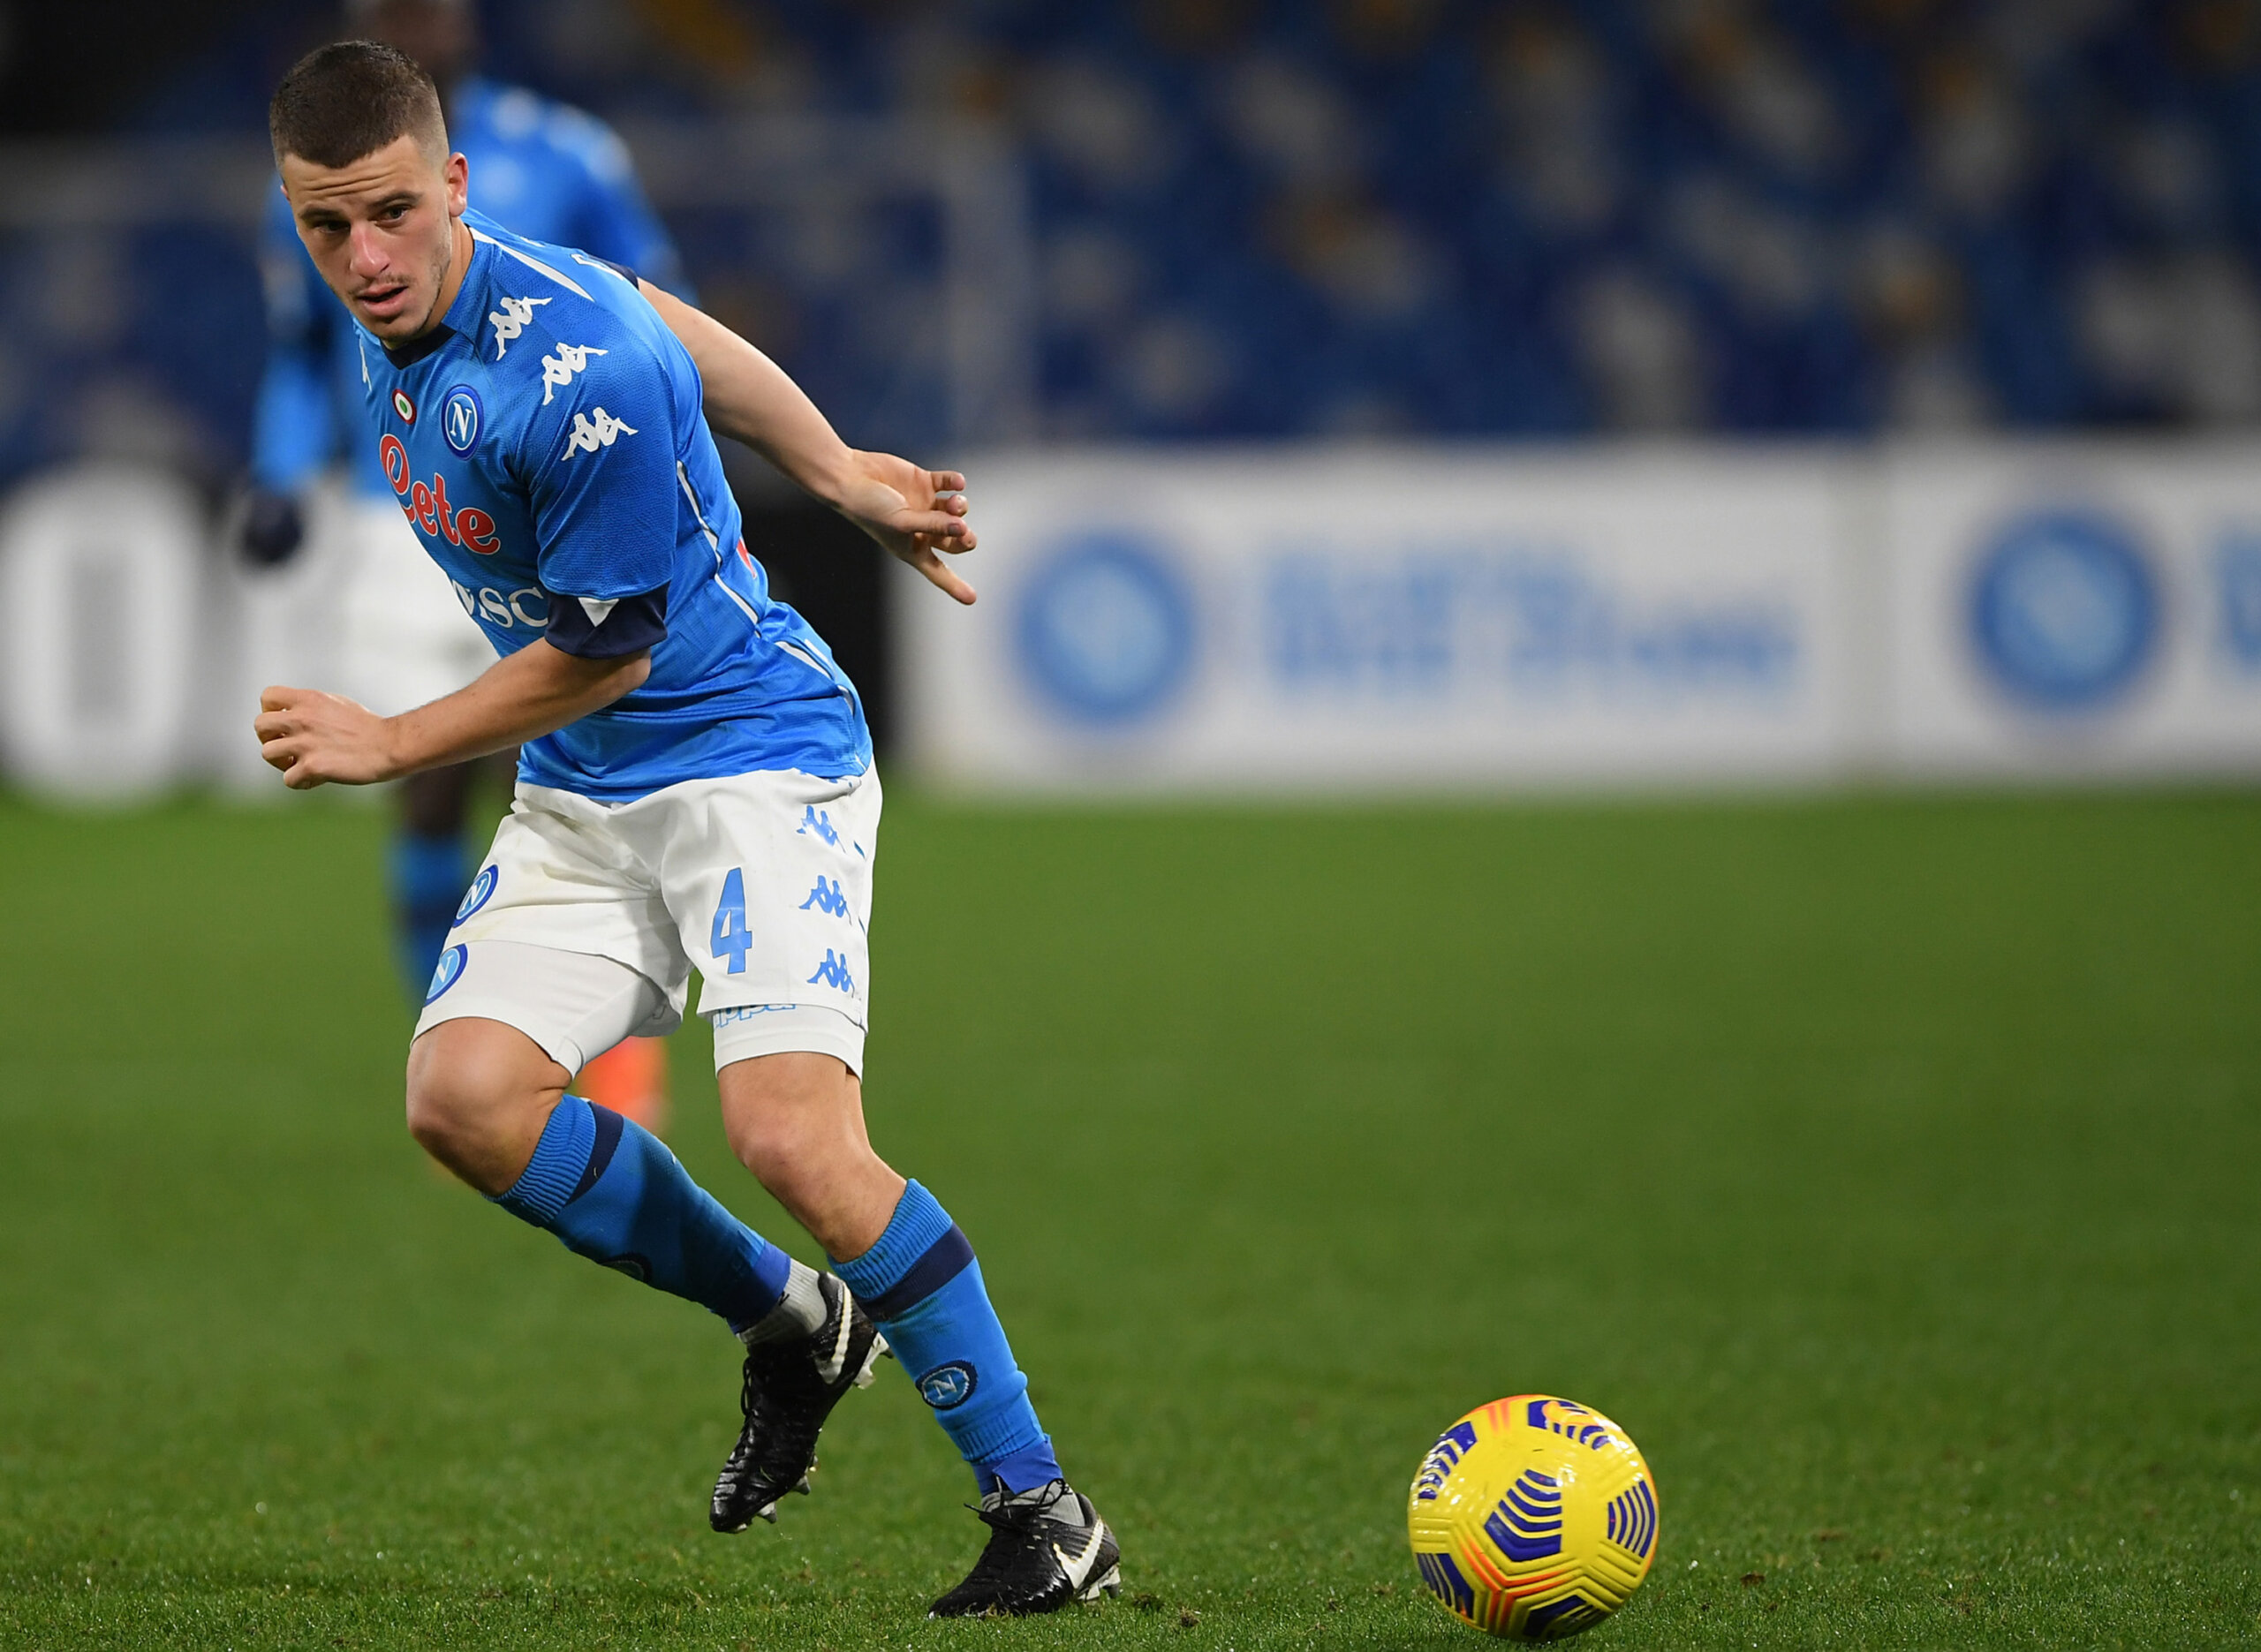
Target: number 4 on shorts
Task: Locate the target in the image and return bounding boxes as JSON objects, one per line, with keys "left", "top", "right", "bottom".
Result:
{"left": 711, "top": 867, "right": 752, "bottom": 974}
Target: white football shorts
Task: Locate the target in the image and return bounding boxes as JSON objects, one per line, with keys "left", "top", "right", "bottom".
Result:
{"left": 413, "top": 766, "right": 880, "bottom": 1077}
{"left": 335, "top": 493, "right": 494, "bottom": 717}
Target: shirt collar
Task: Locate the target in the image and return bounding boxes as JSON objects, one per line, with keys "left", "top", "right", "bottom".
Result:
{"left": 380, "top": 225, "right": 490, "bottom": 370}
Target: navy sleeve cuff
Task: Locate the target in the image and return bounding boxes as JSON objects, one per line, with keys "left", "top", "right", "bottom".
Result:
{"left": 545, "top": 584, "right": 668, "bottom": 659}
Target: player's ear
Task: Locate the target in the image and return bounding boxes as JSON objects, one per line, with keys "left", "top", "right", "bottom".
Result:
{"left": 443, "top": 151, "right": 469, "bottom": 216}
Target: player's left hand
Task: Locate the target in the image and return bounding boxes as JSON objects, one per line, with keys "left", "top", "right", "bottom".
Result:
{"left": 253, "top": 685, "right": 401, "bottom": 789}
{"left": 834, "top": 450, "right": 979, "bottom": 604}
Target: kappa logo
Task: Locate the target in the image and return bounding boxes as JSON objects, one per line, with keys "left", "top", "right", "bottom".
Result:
{"left": 798, "top": 875, "right": 850, "bottom": 917}
{"left": 488, "top": 294, "right": 549, "bottom": 358}
{"left": 538, "top": 343, "right": 608, "bottom": 404}
{"left": 794, "top": 805, "right": 841, "bottom": 846}
{"left": 805, "top": 949, "right": 856, "bottom": 993}
{"left": 562, "top": 407, "right": 637, "bottom": 457}
{"left": 916, "top": 1362, "right": 977, "bottom": 1410}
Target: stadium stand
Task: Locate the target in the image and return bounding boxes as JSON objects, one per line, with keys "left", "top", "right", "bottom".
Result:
{"left": 4, "top": 0, "right": 2261, "bottom": 493}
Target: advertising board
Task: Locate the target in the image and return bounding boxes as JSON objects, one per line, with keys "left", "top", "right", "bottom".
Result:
{"left": 897, "top": 448, "right": 1856, "bottom": 794}
{"left": 1880, "top": 441, "right": 2261, "bottom": 777}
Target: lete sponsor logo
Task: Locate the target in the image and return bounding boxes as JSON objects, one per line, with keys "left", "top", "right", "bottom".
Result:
{"left": 379, "top": 435, "right": 500, "bottom": 553}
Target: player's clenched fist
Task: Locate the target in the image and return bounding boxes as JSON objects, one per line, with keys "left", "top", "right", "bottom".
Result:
{"left": 255, "top": 685, "right": 399, "bottom": 789}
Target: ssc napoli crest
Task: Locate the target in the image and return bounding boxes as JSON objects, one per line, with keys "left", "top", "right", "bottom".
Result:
{"left": 1969, "top": 509, "right": 2159, "bottom": 712}
{"left": 1016, "top": 532, "right": 1195, "bottom": 726}
{"left": 442, "top": 385, "right": 483, "bottom": 454}
{"left": 424, "top": 943, "right": 467, "bottom": 1004}
{"left": 455, "top": 865, "right": 498, "bottom": 924}
{"left": 917, "top": 1361, "right": 978, "bottom": 1410}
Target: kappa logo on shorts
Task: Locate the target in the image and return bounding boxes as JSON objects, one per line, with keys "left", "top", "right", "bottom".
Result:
{"left": 916, "top": 1361, "right": 978, "bottom": 1410}
{"left": 425, "top": 943, "right": 468, "bottom": 1004}
{"left": 805, "top": 950, "right": 856, "bottom": 993}
{"left": 455, "top": 865, "right": 499, "bottom": 925}
{"left": 794, "top": 805, "right": 841, "bottom": 847}
{"left": 798, "top": 875, "right": 850, "bottom": 917}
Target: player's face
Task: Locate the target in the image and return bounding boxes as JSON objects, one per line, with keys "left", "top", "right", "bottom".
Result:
{"left": 281, "top": 134, "right": 469, "bottom": 343}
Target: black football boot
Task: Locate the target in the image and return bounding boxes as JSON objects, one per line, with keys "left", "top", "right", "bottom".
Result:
{"left": 928, "top": 1480, "right": 1122, "bottom": 1617}
{"left": 710, "top": 1272, "right": 886, "bottom": 1532}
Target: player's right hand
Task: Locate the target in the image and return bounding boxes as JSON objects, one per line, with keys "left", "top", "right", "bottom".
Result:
{"left": 239, "top": 488, "right": 306, "bottom": 569}
{"left": 253, "top": 685, "right": 400, "bottom": 789}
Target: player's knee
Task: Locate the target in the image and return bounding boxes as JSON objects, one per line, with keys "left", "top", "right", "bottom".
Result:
{"left": 727, "top": 1104, "right": 836, "bottom": 1200}
{"left": 404, "top": 1023, "right": 561, "bottom": 1188}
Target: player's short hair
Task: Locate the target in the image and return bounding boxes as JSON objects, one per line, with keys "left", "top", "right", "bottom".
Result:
{"left": 268, "top": 40, "right": 447, "bottom": 170}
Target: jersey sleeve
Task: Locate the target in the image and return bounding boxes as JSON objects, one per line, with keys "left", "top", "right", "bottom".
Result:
{"left": 250, "top": 184, "right": 338, "bottom": 491}
{"left": 517, "top": 313, "right": 682, "bottom": 624}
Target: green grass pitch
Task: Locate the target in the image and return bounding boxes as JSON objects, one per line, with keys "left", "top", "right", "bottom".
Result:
{"left": 1, "top": 788, "right": 2257, "bottom": 1649}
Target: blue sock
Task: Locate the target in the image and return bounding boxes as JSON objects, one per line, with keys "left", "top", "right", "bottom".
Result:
{"left": 493, "top": 1097, "right": 790, "bottom": 1330}
{"left": 832, "top": 1181, "right": 1062, "bottom": 1495}
{"left": 391, "top": 831, "right": 466, "bottom": 1004}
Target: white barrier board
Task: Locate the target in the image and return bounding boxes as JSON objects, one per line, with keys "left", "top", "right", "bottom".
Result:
{"left": 897, "top": 448, "right": 1854, "bottom": 793}
{"left": 1880, "top": 441, "right": 2261, "bottom": 776}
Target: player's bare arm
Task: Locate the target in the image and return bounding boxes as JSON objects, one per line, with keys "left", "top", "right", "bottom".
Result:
{"left": 254, "top": 643, "right": 647, "bottom": 789}
{"left": 638, "top": 280, "right": 979, "bottom": 605}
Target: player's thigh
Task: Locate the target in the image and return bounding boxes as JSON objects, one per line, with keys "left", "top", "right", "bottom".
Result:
{"left": 631, "top": 766, "right": 881, "bottom": 1070}
{"left": 435, "top": 786, "right": 696, "bottom": 1068}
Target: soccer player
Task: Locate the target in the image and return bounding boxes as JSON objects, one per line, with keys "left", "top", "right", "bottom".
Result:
{"left": 247, "top": 0, "right": 682, "bottom": 1129}
{"left": 253, "top": 41, "right": 1120, "bottom": 1618}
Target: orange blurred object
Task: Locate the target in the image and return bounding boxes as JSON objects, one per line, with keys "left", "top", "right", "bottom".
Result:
{"left": 579, "top": 1037, "right": 670, "bottom": 1136}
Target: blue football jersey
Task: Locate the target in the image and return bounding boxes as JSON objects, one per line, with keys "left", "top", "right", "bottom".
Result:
{"left": 254, "top": 77, "right": 685, "bottom": 498}
{"left": 354, "top": 208, "right": 870, "bottom": 800}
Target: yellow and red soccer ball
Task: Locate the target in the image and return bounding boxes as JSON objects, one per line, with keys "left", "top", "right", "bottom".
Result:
{"left": 1406, "top": 1396, "right": 1659, "bottom": 1640}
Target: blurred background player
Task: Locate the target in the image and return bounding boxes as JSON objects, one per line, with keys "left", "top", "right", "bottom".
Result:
{"left": 243, "top": 0, "right": 681, "bottom": 1130}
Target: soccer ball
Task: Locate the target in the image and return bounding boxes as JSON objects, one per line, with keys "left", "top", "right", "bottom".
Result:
{"left": 1406, "top": 1395, "right": 1659, "bottom": 1641}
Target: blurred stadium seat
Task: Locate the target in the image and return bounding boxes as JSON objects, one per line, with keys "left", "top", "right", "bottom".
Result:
{"left": 6, "top": 0, "right": 2261, "bottom": 487}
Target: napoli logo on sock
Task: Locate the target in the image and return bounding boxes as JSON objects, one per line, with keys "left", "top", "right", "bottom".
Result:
{"left": 424, "top": 943, "right": 468, "bottom": 1004}
{"left": 917, "top": 1361, "right": 978, "bottom": 1410}
{"left": 454, "top": 865, "right": 499, "bottom": 925}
